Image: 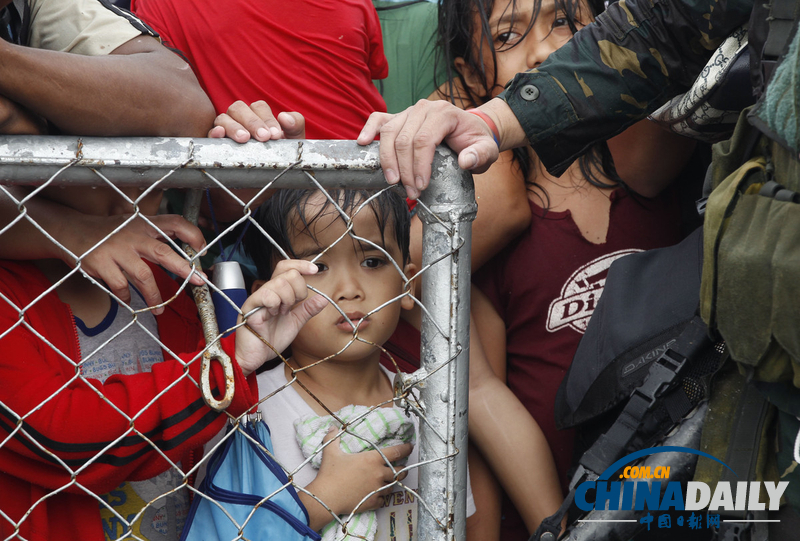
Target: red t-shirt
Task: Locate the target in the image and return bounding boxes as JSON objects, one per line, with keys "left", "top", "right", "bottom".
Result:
{"left": 132, "top": 0, "right": 388, "bottom": 139}
{"left": 473, "top": 188, "right": 682, "bottom": 541}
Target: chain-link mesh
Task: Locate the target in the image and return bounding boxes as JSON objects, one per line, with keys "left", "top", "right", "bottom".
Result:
{"left": 0, "top": 136, "right": 475, "bottom": 541}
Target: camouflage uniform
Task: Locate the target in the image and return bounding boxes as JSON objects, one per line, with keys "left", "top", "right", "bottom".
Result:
{"left": 498, "top": 0, "right": 754, "bottom": 176}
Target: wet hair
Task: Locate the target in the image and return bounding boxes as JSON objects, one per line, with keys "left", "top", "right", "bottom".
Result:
{"left": 437, "top": 0, "right": 622, "bottom": 205}
{"left": 245, "top": 189, "right": 412, "bottom": 280}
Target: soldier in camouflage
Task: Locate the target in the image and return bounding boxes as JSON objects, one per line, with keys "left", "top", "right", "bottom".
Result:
{"left": 357, "top": 0, "right": 755, "bottom": 198}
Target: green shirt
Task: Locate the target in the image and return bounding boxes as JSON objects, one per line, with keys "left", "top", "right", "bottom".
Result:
{"left": 373, "top": 0, "right": 445, "bottom": 113}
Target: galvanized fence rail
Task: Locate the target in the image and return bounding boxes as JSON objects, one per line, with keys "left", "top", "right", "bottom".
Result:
{"left": 0, "top": 136, "right": 474, "bottom": 541}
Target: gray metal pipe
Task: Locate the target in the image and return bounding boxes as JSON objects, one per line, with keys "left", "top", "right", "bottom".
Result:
{"left": 561, "top": 402, "right": 709, "bottom": 541}
{"left": 415, "top": 146, "right": 477, "bottom": 541}
{"left": 0, "top": 136, "right": 388, "bottom": 188}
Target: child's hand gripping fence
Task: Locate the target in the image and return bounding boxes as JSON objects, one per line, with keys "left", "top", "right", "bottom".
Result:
{"left": 0, "top": 136, "right": 476, "bottom": 541}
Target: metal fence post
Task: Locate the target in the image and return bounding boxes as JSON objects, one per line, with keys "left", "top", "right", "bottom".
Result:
{"left": 416, "top": 147, "right": 477, "bottom": 541}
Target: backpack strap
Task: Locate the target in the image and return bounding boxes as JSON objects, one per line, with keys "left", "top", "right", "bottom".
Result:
{"left": 577, "top": 315, "right": 711, "bottom": 478}
{"left": 707, "top": 384, "right": 771, "bottom": 540}
{"left": 719, "top": 383, "right": 771, "bottom": 507}
{"left": 530, "top": 315, "right": 713, "bottom": 541}
{"left": 749, "top": 0, "right": 800, "bottom": 96}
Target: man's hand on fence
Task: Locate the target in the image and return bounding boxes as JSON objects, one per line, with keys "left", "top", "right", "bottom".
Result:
{"left": 208, "top": 100, "right": 306, "bottom": 143}
{"left": 235, "top": 259, "right": 328, "bottom": 377}
{"left": 301, "top": 429, "right": 413, "bottom": 531}
{"left": 60, "top": 213, "right": 208, "bottom": 313}
{"left": 357, "top": 99, "right": 524, "bottom": 199}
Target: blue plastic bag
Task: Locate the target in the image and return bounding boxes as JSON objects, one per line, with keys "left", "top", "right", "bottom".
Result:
{"left": 181, "top": 417, "right": 321, "bottom": 541}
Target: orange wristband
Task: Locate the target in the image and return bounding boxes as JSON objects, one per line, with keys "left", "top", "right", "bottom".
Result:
{"left": 466, "top": 108, "right": 500, "bottom": 148}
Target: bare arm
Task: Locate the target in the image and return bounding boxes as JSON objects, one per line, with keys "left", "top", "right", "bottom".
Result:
{"left": 0, "top": 188, "right": 210, "bottom": 309}
{"left": 465, "top": 442, "right": 502, "bottom": 541}
{"left": 408, "top": 83, "right": 530, "bottom": 272}
{"left": 0, "top": 24, "right": 216, "bottom": 304}
{"left": 608, "top": 120, "right": 697, "bottom": 198}
{"left": 358, "top": 98, "right": 524, "bottom": 200}
{"left": 468, "top": 287, "right": 563, "bottom": 533}
{"left": 0, "top": 34, "right": 214, "bottom": 136}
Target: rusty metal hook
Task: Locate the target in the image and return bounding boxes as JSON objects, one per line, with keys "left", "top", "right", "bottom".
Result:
{"left": 183, "top": 189, "right": 234, "bottom": 411}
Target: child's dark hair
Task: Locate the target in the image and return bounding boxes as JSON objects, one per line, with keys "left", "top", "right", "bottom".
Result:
{"left": 437, "top": 0, "right": 621, "bottom": 205}
{"left": 245, "top": 188, "right": 412, "bottom": 280}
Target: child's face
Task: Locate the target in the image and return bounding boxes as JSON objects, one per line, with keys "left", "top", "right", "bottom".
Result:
{"left": 460, "top": 0, "right": 591, "bottom": 98}
{"left": 283, "top": 194, "right": 414, "bottom": 365}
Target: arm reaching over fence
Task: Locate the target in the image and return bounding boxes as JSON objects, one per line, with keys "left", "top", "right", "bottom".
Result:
{"left": 357, "top": 99, "right": 516, "bottom": 200}
{"left": 0, "top": 190, "right": 208, "bottom": 311}
{"left": 0, "top": 0, "right": 214, "bottom": 136}
{"left": 0, "top": 256, "right": 330, "bottom": 540}
{"left": 0, "top": 0, "right": 217, "bottom": 313}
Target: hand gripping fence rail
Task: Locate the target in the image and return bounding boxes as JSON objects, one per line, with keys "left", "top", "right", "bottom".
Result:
{"left": 0, "top": 136, "right": 476, "bottom": 541}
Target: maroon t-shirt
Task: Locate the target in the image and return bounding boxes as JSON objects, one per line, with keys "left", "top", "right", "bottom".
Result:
{"left": 473, "top": 188, "right": 682, "bottom": 540}
{"left": 380, "top": 317, "right": 421, "bottom": 375}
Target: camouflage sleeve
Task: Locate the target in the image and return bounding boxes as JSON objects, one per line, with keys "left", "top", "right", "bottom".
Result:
{"left": 498, "top": 0, "right": 755, "bottom": 176}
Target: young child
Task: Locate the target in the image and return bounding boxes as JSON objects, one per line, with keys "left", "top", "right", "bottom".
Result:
{"left": 438, "top": 0, "right": 696, "bottom": 538}
{"left": 0, "top": 184, "right": 402, "bottom": 541}
{"left": 244, "top": 187, "right": 480, "bottom": 540}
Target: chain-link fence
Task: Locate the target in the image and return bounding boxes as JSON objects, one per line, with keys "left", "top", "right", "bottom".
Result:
{"left": 0, "top": 136, "right": 475, "bottom": 541}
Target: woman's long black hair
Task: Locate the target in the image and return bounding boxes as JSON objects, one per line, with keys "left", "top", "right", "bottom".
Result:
{"left": 437, "top": 0, "right": 622, "bottom": 206}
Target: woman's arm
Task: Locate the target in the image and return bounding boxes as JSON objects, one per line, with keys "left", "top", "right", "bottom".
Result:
{"left": 468, "top": 287, "right": 563, "bottom": 533}
{"left": 406, "top": 80, "right": 530, "bottom": 271}
{"left": 608, "top": 120, "right": 697, "bottom": 198}
{"left": 410, "top": 85, "right": 531, "bottom": 272}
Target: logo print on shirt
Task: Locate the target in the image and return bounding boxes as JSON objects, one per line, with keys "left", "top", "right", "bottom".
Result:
{"left": 546, "top": 249, "right": 642, "bottom": 334}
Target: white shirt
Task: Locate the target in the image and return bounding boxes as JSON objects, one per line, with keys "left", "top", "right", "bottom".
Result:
{"left": 256, "top": 363, "right": 475, "bottom": 541}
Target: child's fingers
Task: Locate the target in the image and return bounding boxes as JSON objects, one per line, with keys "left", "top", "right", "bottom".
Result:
{"left": 239, "top": 260, "right": 319, "bottom": 327}
{"left": 317, "top": 427, "right": 344, "bottom": 460}
{"left": 270, "top": 268, "right": 314, "bottom": 314}
{"left": 247, "top": 100, "right": 284, "bottom": 140}
{"left": 377, "top": 442, "right": 413, "bottom": 466}
{"left": 210, "top": 111, "right": 250, "bottom": 143}
{"left": 290, "top": 293, "right": 329, "bottom": 324}
{"left": 226, "top": 100, "right": 273, "bottom": 141}
{"left": 277, "top": 111, "right": 306, "bottom": 139}
{"left": 322, "top": 427, "right": 340, "bottom": 445}
{"left": 207, "top": 125, "right": 226, "bottom": 139}
{"left": 255, "top": 276, "right": 302, "bottom": 317}
{"left": 272, "top": 258, "right": 319, "bottom": 278}
{"left": 272, "top": 260, "right": 320, "bottom": 306}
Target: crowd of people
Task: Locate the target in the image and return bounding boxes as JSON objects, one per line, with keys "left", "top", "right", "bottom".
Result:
{"left": 0, "top": 0, "right": 797, "bottom": 540}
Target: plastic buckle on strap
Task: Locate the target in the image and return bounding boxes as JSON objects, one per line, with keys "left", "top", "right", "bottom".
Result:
{"left": 631, "top": 350, "right": 686, "bottom": 407}
{"left": 568, "top": 464, "right": 597, "bottom": 492}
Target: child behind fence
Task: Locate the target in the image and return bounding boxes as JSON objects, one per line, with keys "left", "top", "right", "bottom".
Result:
{"left": 0, "top": 184, "right": 408, "bottom": 541}
{"left": 243, "top": 188, "right": 477, "bottom": 541}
